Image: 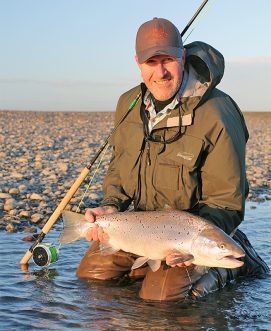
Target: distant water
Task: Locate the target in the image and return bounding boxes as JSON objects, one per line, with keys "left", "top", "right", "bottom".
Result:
{"left": 0, "top": 201, "right": 270, "bottom": 331}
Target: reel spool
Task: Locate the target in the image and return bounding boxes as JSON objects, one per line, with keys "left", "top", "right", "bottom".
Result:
{"left": 32, "top": 244, "right": 59, "bottom": 267}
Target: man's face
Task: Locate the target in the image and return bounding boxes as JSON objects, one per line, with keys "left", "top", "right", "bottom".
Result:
{"left": 136, "top": 52, "right": 186, "bottom": 101}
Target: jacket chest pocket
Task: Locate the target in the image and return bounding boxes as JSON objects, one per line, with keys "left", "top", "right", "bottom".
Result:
{"left": 154, "top": 134, "right": 204, "bottom": 194}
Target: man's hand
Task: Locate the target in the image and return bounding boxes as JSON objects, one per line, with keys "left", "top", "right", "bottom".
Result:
{"left": 165, "top": 252, "right": 194, "bottom": 268}
{"left": 85, "top": 205, "right": 118, "bottom": 242}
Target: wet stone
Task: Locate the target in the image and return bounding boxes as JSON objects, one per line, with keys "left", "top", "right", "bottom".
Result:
{"left": 8, "top": 209, "right": 18, "bottom": 216}
{"left": 0, "top": 193, "right": 11, "bottom": 199}
{"left": 21, "top": 235, "right": 36, "bottom": 241}
{"left": 29, "top": 193, "right": 44, "bottom": 201}
{"left": 6, "top": 223, "right": 15, "bottom": 232}
{"left": 23, "top": 227, "right": 37, "bottom": 233}
{"left": 31, "top": 213, "right": 43, "bottom": 223}
{"left": 4, "top": 198, "right": 17, "bottom": 211}
{"left": 9, "top": 188, "right": 20, "bottom": 194}
{"left": 19, "top": 210, "right": 30, "bottom": 217}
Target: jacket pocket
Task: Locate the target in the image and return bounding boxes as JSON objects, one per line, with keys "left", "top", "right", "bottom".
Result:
{"left": 154, "top": 163, "right": 180, "bottom": 190}
{"left": 154, "top": 135, "right": 204, "bottom": 208}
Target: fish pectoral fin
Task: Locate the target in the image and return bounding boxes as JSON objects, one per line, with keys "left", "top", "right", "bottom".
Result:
{"left": 166, "top": 252, "right": 194, "bottom": 266}
{"left": 148, "top": 260, "right": 161, "bottom": 272}
{"left": 131, "top": 257, "right": 149, "bottom": 270}
{"left": 99, "top": 240, "right": 120, "bottom": 256}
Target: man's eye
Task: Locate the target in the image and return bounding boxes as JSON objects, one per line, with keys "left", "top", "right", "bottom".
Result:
{"left": 146, "top": 60, "right": 156, "bottom": 65}
{"left": 164, "top": 57, "right": 174, "bottom": 63}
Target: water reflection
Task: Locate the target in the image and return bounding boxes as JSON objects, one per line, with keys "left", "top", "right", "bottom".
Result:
{"left": 0, "top": 201, "right": 270, "bottom": 330}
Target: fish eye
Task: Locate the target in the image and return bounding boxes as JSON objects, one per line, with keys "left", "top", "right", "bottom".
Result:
{"left": 219, "top": 243, "right": 226, "bottom": 250}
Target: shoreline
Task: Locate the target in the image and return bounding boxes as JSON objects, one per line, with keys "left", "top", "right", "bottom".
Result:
{"left": 0, "top": 111, "right": 270, "bottom": 233}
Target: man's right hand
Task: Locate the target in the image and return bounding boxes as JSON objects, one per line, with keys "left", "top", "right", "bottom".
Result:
{"left": 85, "top": 205, "right": 118, "bottom": 242}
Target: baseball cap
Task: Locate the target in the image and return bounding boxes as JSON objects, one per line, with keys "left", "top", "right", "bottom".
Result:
{"left": 136, "top": 18, "right": 183, "bottom": 64}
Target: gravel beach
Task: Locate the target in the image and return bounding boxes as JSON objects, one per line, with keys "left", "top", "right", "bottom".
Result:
{"left": 0, "top": 111, "right": 270, "bottom": 233}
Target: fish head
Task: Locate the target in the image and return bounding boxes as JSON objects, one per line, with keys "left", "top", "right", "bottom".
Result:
{"left": 191, "top": 226, "right": 245, "bottom": 269}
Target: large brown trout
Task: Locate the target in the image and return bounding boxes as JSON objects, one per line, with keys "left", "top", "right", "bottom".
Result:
{"left": 60, "top": 210, "right": 245, "bottom": 272}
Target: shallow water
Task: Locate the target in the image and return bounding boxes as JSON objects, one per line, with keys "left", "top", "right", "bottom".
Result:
{"left": 0, "top": 201, "right": 270, "bottom": 331}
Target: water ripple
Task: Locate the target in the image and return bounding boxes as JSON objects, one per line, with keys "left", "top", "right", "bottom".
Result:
{"left": 0, "top": 202, "right": 270, "bottom": 330}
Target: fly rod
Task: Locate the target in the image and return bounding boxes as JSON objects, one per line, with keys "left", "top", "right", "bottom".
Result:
{"left": 20, "top": 94, "right": 141, "bottom": 266}
{"left": 181, "top": 0, "right": 209, "bottom": 37}
{"left": 20, "top": 0, "right": 210, "bottom": 267}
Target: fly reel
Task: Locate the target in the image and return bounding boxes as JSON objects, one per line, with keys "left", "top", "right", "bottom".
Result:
{"left": 32, "top": 243, "right": 59, "bottom": 267}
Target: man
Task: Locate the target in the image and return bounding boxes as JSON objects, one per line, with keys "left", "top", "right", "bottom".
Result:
{"left": 77, "top": 18, "right": 269, "bottom": 301}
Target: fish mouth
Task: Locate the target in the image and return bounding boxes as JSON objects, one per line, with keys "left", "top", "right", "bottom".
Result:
{"left": 219, "top": 253, "right": 245, "bottom": 267}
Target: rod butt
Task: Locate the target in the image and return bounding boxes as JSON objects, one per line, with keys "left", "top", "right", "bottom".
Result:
{"left": 20, "top": 250, "right": 33, "bottom": 266}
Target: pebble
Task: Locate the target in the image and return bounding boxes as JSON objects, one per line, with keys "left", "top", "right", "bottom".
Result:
{"left": 34, "top": 162, "right": 43, "bottom": 169}
{"left": 23, "top": 227, "right": 37, "bottom": 233}
{"left": 31, "top": 213, "right": 43, "bottom": 223}
{"left": 29, "top": 193, "right": 44, "bottom": 201}
{"left": 6, "top": 223, "right": 15, "bottom": 232}
{"left": 4, "top": 198, "right": 17, "bottom": 211}
{"left": 9, "top": 188, "right": 20, "bottom": 194}
{"left": 0, "top": 193, "right": 11, "bottom": 199}
{"left": 19, "top": 210, "right": 30, "bottom": 217}
{"left": 22, "top": 235, "right": 36, "bottom": 241}
{"left": 0, "top": 111, "right": 269, "bottom": 233}
{"left": 58, "top": 162, "right": 68, "bottom": 172}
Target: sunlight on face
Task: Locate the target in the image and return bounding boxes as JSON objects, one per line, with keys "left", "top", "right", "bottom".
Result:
{"left": 136, "top": 52, "right": 186, "bottom": 101}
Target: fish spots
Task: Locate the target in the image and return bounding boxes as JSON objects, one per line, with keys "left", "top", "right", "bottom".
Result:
{"left": 139, "top": 219, "right": 145, "bottom": 229}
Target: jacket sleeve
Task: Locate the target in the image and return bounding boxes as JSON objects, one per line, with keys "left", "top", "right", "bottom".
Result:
{"left": 100, "top": 95, "right": 133, "bottom": 211}
{"left": 198, "top": 108, "right": 249, "bottom": 235}
{"left": 100, "top": 146, "right": 133, "bottom": 211}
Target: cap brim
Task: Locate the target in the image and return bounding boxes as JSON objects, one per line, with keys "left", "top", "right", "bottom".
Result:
{"left": 137, "top": 46, "right": 183, "bottom": 64}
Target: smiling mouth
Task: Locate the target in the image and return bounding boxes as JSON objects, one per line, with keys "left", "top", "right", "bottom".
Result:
{"left": 154, "top": 80, "right": 171, "bottom": 85}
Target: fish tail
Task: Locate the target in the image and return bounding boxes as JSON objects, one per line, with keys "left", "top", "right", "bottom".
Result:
{"left": 59, "top": 210, "right": 92, "bottom": 244}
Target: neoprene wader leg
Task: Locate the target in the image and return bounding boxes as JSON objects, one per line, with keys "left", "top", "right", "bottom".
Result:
{"left": 139, "top": 264, "right": 207, "bottom": 301}
{"left": 76, "top": 242, "right": 147, "bottom": 280}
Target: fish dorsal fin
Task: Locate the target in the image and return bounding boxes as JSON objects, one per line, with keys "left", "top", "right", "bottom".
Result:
{"left": 99, "top": 240, "right": 120, "bottom": 256}
{"left": 131, "top": 257, "right": 149, "bottom": 270}
{"left": 148, "top": 260, "right": 161, "bottom": 272}
{"left": 166, "top": 252, "right": 194, "bottom": 267}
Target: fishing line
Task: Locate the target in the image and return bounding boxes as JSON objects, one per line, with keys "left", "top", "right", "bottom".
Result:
{"left": 183, "top": 0, "right": 218, "bottom": 43}
{"left": 55, "top": 144, "right": 110, "bottom": 257}
{"left": 183, "top": 266, "right": 194, "bottom": 302}
{"left": 76, "top": 143, "right": 110, "bottom": 213}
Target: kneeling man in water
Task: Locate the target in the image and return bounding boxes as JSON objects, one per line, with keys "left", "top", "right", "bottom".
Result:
{"left": 77, "top": 18, "right": 269, "bottom": 301}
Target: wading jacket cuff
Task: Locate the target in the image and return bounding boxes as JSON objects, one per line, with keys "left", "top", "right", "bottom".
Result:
{"left": 100, "top": 199, "right": 129, "bottom": 212}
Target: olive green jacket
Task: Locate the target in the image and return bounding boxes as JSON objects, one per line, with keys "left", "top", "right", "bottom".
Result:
{"left": 101, "top": 41, "right": 249, "bottom": 234}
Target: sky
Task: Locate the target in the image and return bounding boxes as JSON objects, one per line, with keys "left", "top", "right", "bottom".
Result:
{"left": 0, "top": 0, "right": 270, "bottom": 112}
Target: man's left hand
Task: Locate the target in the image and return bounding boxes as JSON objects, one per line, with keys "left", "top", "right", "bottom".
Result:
{"left": 166, "top": 252, "right": 194, "bottom": 268}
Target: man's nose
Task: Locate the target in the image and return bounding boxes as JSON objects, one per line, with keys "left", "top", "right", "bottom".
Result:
{"left": 155, "top": 63, "right": 168, "bottom": 78}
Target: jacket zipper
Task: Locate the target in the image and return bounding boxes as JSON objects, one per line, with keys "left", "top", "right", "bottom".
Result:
{"left": 146, "top": 139, "right": 151, "bottom": 166}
